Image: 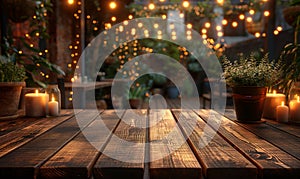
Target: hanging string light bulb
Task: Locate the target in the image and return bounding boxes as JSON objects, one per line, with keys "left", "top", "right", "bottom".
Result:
{"left": 182, "top": 0, "right": 190, "bottom": 8}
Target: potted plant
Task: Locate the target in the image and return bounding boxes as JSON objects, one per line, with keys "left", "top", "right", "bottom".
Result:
{"left": 222, "top": 53, "right": 282, "bottom": 123}
{"left": 0, "top": 55, "right": 26, "bottom": 118}
{"left": 128, "top": 84, "right": 150, "bottom": 109}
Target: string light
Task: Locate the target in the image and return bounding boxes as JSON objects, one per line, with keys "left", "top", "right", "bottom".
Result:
{"left": 68, "top": 0, "right": 74, "bottom": 5}
{"left": 205, "top": 22, "right": 211, "bottom": 28}
{"left": 264, "top": 11, "right": 270, "bottom": 17}
{"left": 182, "top": 0, "right": 190, "bottom": 8}
{"left": 232, "top": 21, "right": 238, "bottom": 27}
{"left": 109, "top": 1, "right": 117, "bottom": 9}
{"left": 148, "top": 3, "right": 155, "bottom": 10}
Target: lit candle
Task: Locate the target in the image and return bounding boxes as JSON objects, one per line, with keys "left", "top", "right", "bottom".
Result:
{"left": 276, "top": 101, "right": 289, "bottom": 123}
{"left": 289, "top": 96, "right": 300, "bottom": 123}
{"left": 263, "top": 90, "right": 286, "bottom": 119}
{"left": 25, "top": 89, "right": 49, "bottom": 117}
{"left": 48, "top": 95, "right": 59, "bottom": 116}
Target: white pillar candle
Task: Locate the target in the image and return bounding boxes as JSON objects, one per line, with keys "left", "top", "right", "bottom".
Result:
{"left": 48, "top": 96, "right": 59, "bottom": 116}
{"left": 276, "top": 101, "right": 289, "bottom": 123}
{"left": 25, "top": 89, "right": 49, "bottom": 117}
{"left": 289, "top": 96, "right": 300, "bottom": 123}
{"left": 263, "top": 90, "right": 286, "bottom": 119}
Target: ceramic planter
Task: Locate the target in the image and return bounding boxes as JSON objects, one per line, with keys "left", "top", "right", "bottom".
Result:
{"left": 232, "top": 86, "right": 267, "bottom": 123}
{"left": 0, "top": 82, "right": 25, "bottom": 117}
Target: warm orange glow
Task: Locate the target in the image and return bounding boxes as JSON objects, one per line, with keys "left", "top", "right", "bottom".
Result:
{"left": 217, "top": 0, "right": 224, "bottom": 5}
{"left": 35, "top": 89, "right": 39, "bottom": 95}
{"left": 255, "top": 32, "right": 260, "bottom": 38}
{"left": 109, "top": 1, "right": 117, "bottom": 9}
{"left": 201, "top": 29, "right": 207, "bottom": 34}
{"left": 239, "top": 14, "right": 245, "bottom": 20}
{"left": 232, "top": 21, "right": 238, "bottom": 27}
{"left": 298, "top": 96, "right": 300, "bottom": 102}
{"left": 52, "top": 95, "right": 55, "bottom": 102}
{"left": 205, "top": 22, "right": 211, "bottom": 28}
{"left": 187, "top": 23, "right": 192, "bottom": 29}
{"left": 148, "top": 3, "right": 155, "bottom": 10}
{"left": 273, "top": 90, "right": 277, "bottom": 94}
{"left": 246, "top": 17, "right": 253, "bottom": 22}
{"left": 281, "top": 101, "right": 285, "bottom": 106}
{"left": 222, "top": 19, "right": 228, "bottom": 25}
{"left": 277, "top": 26, "right": 283, "bottom": 31}
{"left": 264, "top": 11, "right": 270, "bottom": 17}
{"left": 128, "top": 15, "right": 133, "bottom": 20}
{"left": 182, "top": 0, "right": 190, "bottom": 8}
{"left": 111, "top": 16, "right": 117, "bottom": 21}
{"left": 68, "top": 0, "right": 74, "bottom": 5}
{"left": 249, "top": 9, "right": 255, "bottom": 15}
{"left": 274, "top": 30, "right": 279, "bottom": 35}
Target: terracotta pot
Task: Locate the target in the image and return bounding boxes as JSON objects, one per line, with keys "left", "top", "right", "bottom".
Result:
{"left": 0, "top": 82, "right": 26, "bottom": 117}
{"left": 129, "top": 99, "right": 142, "bottom": 109}
{"left": 232, "top": 86, "right": 267, "bottom": 123}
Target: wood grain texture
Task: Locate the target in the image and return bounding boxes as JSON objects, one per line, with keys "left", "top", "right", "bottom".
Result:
{"left": 0, "top": 110, "right": 100, "bottom": 179}
{"left": 39, "top": 110, "right": 121, "bottom": 179}
{"left": 172, "top": 109, "right": 257, "bottom": 179}
{"left": 197, "top": 109, "right": 300, "bottom": 179}
{"left": 0, "top": 110, "right": 75, "bottom": 158}
{"left": 149, "top": 109, "right": 201, "bottom": 179}
{"left": 223, "top": 109, "right": 300, "bottom": 161}
{"left": 93, "top": 110, "right": 147, "bottom": 179}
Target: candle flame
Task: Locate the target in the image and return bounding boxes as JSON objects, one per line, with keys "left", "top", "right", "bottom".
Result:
{"left": 273, "top": 90, "right": 276, "bottom": 94}
{"left": 281, "top": 101, "right": 285, "bottom": 106}
{"left": 52, "top": 96, "right": 55, "bottom": 102}
{"left": 35, "top": 89, "right": 39, "bottom": 95}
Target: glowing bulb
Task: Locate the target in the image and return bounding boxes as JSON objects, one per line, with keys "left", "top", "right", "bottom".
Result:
{"left": 232, "top": 21, "right": 238, "bottom": 27}
{"left": 187, "top": 23, "right": 192, "bottom": 29}
{"left": 217, "top": 0, "right": 224, "bottom": 5}
{"left": 205, "top": 22, "right": 211, "bottom": 28}
{"left": 222, "top": 19, "right": 228, "bottom": 25}
{"left": 277, "top": 26, "right": 283, "bottom": 31}
{"left": 239, "top": 14, "right": 245, "bottom": 20}
{"left": 109, "top": 1, "right": 117, "bottom": 9}
{"left": 68, "top": 0, "right": 74, "bottom": 5}
{"left": 182, "top": 0, "right": 190, "bottom": 8}
{"left": 246, "top": 17, "right": 253, "bottom": 22}
{"left": 274, "top": 30, "right": 279, "bottom": 35}
{"left": 264, "top": 11, "right": 270, "bottom": 17}
{"left": 111, "top": 16, "right": 117, "bottom": 21}
{"left": 255, "top": 32, "right": 260, "bottom": 38}
{"left": 128, "top": 15, "right": 133, "bottom": 20}
{"left": 249, "top": 9, "right": 255, "bottom": 15}
{"left": 216, "top": 25, "right": 222, "bottom": 31}
{"left": 201, "top": 29, "right": 207, "bottom": 34}
{"left": 148, "top": 3, "right": 155, "bottom": 10}
{"left": 162, "top": 14, "right": 167, "bottom": 19}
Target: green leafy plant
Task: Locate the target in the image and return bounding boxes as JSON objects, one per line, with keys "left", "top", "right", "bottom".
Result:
{"left": 222, "top": 53, "right": 282, "bottom": 87}
{"left": 128, "top": 84, "right": 150, "bottom": 99}
{"left": 0, "top": 55, "right": 26, "bottom": 82}
{"left": 278, "top": 15, "right": 300, "bottom": 95}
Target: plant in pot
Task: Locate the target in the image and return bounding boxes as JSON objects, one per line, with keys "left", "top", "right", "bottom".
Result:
{"left": 222, "top": 53, "right": 282, "bottom": 123}
{"left": 0, "top": 55, "right": 26, "bottom": 118}
{"left": 128, "top": 84, "right": 150, "bottom": 109}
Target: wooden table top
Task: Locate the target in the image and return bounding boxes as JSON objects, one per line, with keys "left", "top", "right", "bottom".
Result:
{"left": 0, "top": 109, "right": 300, "bottom": 179}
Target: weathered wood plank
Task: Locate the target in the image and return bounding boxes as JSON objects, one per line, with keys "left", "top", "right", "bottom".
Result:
{"left": 0, "top": 110, "right": 100, "bottom": 179}
{"left": 149, "top": 109, "right": 201, "bottom": 179}
{"left": 0, "top": 110, "right": 75, "bottom": 158}
{"left": 93, "top": 110, "right": 147, "bottom": 179}
{"left": 223, "top": 109, "right": 300, "bottom": 161}
{"left": 225, "top": 109, "right": 300, "bottom": 138}
{"left": 197, "top": 109, "right": 300, "bottom": 179}
{"left": 39, "top": 110, "right": 122, "bottom": 179}
{"left": 172, "top": 109, "right": 257, "bottom": 179}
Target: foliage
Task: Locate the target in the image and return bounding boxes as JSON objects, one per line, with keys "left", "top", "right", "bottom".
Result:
{"left": 128, "top": 84, "right": 150, "bottom": 99}
{"left": 2, "top": 0, "right": 65, "bottom": 87}
{"left": 222, "top": 53, "right": 282, "bottom": 87}
{"left": 0, "top": 55, "right": 26, "bottom": 82}
{"left": 278, "top": 15, "right": 300, "bottom": 95}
